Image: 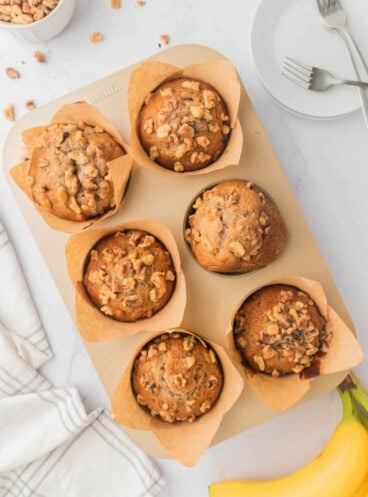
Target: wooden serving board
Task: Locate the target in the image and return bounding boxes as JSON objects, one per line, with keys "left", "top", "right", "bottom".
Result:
{"left": 3, "top": 44, "right": 355, "bottom": 459}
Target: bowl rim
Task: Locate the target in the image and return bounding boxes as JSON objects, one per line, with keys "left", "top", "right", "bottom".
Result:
{"left": 0, "top": 0, "right": 67, "bottom": 30}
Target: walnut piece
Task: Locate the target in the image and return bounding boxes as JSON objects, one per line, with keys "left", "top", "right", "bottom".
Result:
{"left": 5, "top": 67, "right": 20, "bottom": 79}
{"left": 25, "top": 100, "right": 36, "bottom": 110}
{"left": 160, "top": 34, "right": 169, "bottom": 45}
{"left": 90, "top": 32, "right": 103, "bottom": 43}
{"left": 183, "top": 356, "right": 195, "bottom": 370}
{"left": 200, "top": 400, "right": 211, "bottom": 413}
{"left": 253, "top": 355, "right": 265, "bottom": 371}
{"left": 34, "top": 50, "right": 46, "bottom": 63}
{"left": 183, "top": 336, "right": 195, "bottom": 352}
{"left": 3, "top": 104, "right": 15, "bottom": 121}
{"left": 229, "top": 240, "right": 245, "bottom": 258}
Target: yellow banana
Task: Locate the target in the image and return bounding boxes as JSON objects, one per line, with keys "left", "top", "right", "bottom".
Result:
{"left": 354, "top": 477, "right": 368, "bottom": 497}
{"left": 209, "top": 389, "right": 368, "bottom": 497}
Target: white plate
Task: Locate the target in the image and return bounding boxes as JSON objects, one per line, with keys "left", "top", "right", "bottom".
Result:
{"left": 251, "top": 0, "right": 368, "bottom": 119}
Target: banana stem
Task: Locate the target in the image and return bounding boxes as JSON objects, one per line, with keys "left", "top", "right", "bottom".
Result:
{"left": 349, "top": 374, "right": 368, "bottom": 408}
{"left": 339, "top": 373, "right": 368, "bottom": 429}
{"left": 337, "top": 385, "right": 358, "bottom": 421}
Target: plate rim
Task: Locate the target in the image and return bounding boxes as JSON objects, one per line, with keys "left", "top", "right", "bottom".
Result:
{"left": 250, "top": 0, "right": 362, "bottom": 120}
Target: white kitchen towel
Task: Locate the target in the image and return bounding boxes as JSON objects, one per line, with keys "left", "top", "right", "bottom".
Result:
{"left": 0, "top": 222, "right": 164, "bottom": 497}
{"left": 0, "top": 225, "right": 52, "bottom": 371}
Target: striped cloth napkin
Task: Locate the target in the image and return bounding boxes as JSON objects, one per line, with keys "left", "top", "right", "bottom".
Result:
{"left": 0, "top": 222, "right": 164, "bottom": 497}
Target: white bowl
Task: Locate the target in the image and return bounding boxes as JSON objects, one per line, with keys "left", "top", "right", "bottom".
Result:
{"left": 0, "top": 0, "right": 76, "bottom": 43}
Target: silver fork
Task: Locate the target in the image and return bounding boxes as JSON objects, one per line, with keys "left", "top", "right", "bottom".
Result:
{"left": 282, "top": 56, "right": 368, "bottom": 92}
{"left": 316, "top": 0, "right": 368, "bottom": 125}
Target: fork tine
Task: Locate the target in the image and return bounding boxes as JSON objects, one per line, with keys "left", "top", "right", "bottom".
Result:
{"left": 284, "top": 64, "right": 311, "bottom": 82}
{"left": 283, "top": 64, "right": 311, "bottom": 84}
{"left": 282, "top": 71, "right": 309, "bottom": 90}
{"left": 315, "top": 0, "right": 325, "bottom": 14}
{"left": 285, "top": 56, "right": 313, "bottom": 73}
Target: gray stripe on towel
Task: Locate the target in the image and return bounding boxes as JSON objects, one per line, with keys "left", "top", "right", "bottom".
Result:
{"left": 36, "top": 392, "right": 74, "bottom": 435}
{"left": 99, "top": 414, "right": 154, "bottom": 477}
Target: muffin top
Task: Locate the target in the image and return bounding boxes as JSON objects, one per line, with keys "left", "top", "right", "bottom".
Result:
{"left": 83, "top": 230, "right": 176, "bottom": 322}
{"left": 132, "top": 332, "right": 223, "bottom": 423}
{"left": 28, "top": 121, "right": 124, "bottom": 221}
{"left": 185, "top": 180, "right": 287, "bottom": 273}
{"left": 138, "top": 78, "right": 230, "bottom": 172}
{"left": 233, "top": 285, "right": 331, "bottom": 376}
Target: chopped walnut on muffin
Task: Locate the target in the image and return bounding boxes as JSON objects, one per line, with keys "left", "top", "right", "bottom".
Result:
{"left": 83, "top": 230, "right": 176, "bottom": 322}
{"left": 27, "top": 121, "right": 124, "bottom": 221}
{"left": 185, "top": 179, "right": 287, "bottom": 273}
{"left": 233, "top": 285, "right": 333, "bottom": 377}
{"left": 132, "top": 332, "right": 223, "bottom": 423}
{"left": 138, "top": 78, "right": 231, "bottom": 172}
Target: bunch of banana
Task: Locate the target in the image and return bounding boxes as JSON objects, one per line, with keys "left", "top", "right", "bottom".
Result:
{"left": 209, "top": 374, "right": 368, "bottom": 497}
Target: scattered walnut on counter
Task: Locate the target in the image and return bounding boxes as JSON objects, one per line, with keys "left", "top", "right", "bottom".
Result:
{"left": 5, "top": 67, "right": 20, "bottom": 79}
{"left": 34, "top": 50, "right": 46, "bottom": 63}
{"left": 110, "top": 0, "right": 121, "bottom": 8}
{"left": 90, "top": 32, "right": 103, "bottom": 43}
{"left": 160, "top": 34, "right": 169, "bottom": 45}
{"left": 3, "top": 104, "right": 15, "bottom": 121}
{"left": 25, "top": 100, "right": 36, "bottom": 110}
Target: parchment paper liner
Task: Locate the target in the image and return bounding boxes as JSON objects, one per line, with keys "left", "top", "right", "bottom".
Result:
{"left": 10, "top": 102, "right": 133, "bottom": 233}
{"left": 225, "top": 275, "right": 363, "bottom": 411}
{"left": 112, "top": 328, "right": 244, "bottom": 467}
{"left": 128, "top": 60, "right": 243, "bottom": 176}
{"left": 65, "top": 220, "right": 187, "bottom": 342}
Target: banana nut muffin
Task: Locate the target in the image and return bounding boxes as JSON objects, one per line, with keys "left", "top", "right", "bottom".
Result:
{"left": 185, "top": 179, "right": 287, "bottom": 273}
{"left": 132, "top": 332, "right": 223, "bottom": 423}
{"left": 27, "top": 121, "right": 125, "bottom": 221}
{"left": 83, "top": 230, "right": 176, "bottom": 322}
{"left": 233, "top": 285, "right": 332, "bottom": 377}
{"left": 138, "top": 78, "right": 231, "bottom": 172}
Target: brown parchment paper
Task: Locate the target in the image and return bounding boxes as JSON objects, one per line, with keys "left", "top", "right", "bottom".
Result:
{"left": 65, "top": 220, "right": 187, "bottom": 342}
{"left": 10, "top": 102, "right": 133, "bottom": 233}
{"left": 112, "top": 328, "right": 244, "bottom": 467}
{"left": 225, "top": 275, "right": 364, "bottom": 411}
{"left": 128, "top": 60, "right": 243, "bottom": 176}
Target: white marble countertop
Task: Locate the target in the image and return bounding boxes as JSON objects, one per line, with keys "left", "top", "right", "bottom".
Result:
{"left": 0, "top": 0, "right": 367, "bottom": 495}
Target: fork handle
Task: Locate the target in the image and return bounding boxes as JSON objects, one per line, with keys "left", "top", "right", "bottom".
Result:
{"left": 339, "top": 79, "right": 368, "bottom": 90}
{"left": 335, "top": 27, "right": 368, "bottom": 127}
{"left": 339, "top": 29, "right": 368, "bottom": 75}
